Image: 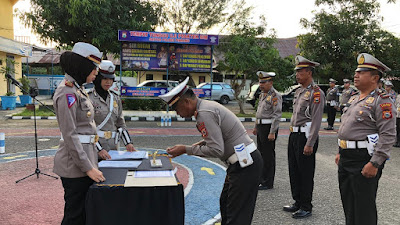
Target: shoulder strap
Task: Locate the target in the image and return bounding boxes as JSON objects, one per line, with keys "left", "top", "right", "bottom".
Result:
{"left": 97, "top": 92, "right": 114, "bottom": 130}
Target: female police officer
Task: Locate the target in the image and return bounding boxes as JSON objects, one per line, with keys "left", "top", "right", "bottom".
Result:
{"left": 53, "top": 42, "right": 105, "bottom": 225}
{"left": 88, "top": 60, "right": 135, "bottom": 160}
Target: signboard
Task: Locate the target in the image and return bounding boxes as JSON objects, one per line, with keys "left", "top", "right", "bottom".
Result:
{"left": 121, "top": 86, "right": 211, "bottom": 98}
{"left": 119, "top": 30, "right": 218, "bottom": 45}
{"left": 121, "top": 43, "right": 212, "bottom": 72}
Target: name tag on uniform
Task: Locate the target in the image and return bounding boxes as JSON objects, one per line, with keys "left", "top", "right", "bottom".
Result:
{"left": 234, "top": 143, "right": 253, "bottom": 168}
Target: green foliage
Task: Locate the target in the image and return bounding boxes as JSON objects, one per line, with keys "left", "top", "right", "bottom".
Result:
{"left": 122, "top": 98, "right": 164, "bottom": 111}
{"left": 1, "top": 58, "right": 19, "bottom": 94}
{"left": 20, "top": 0, "right": 162, "bottom": 54}
{"left": 5, "top": 92, "right": 15, "bottom": 96}
{"left": 13, "top": 108, "right": 55, "bottom": 117}
{"left": 298, "top": 0, "right": 400, "bottom": 82}
{"left": 18, "top": 76, "right": 30, "bottom": 95}
{"left": 160, "top": 0, "right": 249, "bottom": 34}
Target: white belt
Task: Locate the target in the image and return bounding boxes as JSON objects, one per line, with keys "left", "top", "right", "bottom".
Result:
{"left": 290, "top": 126, "right": 307, "bottom": 133}
{"left": 338, "top": 139, "right": 368, "bottom": 149}
{"left": 257, "top": 119, "right": 272, "bottom": 124}
{"left": 97, "top": 131, "right": 116, "bottom": 139}
{"left": 60, "top": 134, "right": 98, "bottom": 144}
{"left": 227, "top": 142, "right": 257, "bottom": 165}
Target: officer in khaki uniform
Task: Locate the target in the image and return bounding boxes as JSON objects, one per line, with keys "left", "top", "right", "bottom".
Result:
{"left": 336, "top": 53, "right": 395, "bottom": 225}
{"left": 340, "top": 79, "right": 356, "bottom": 113}
{"left": 53, "top": 42, "right": 105, "bottom": 225}
{"left": 394, "top": 94, "right": 400, "bottom": 147}
{"left": 252, "top": 71, "right": 282, "bottom": 190}
{"left": 384, "top": 80, "right": 397, "bottom": 102}
{"left": 325, "top": 78, "right": 339, "bottom": 130}
{"left": 283, "top": 56, "right": 325, "bottom": 219}
{"left": 88, "top": 60, "right": 135, "bottom": 160}
{"left": 161, "top": 77, "right": 263, "bottom": 225}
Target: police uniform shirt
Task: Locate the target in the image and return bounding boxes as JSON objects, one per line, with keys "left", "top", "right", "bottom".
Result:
{"left": 326, "top": 86, "right": 339, "bottom": 102}
{"left": 388, "top": 89, "right": 397, "bottom": 102}
{"left": 396, "top": 95, "right": 400, "bottom": 118}
{"left": 338, "top": 89, "right": 396, "bottom": 165}
{"left": 89, "top": 89, "right": 126, "bottom": 150}
{"left": 256, "top": 87, "right": 282, "bottom": 133}
{"left": 340, "top": 87, "right": 356, "bottom": 106}
{"left": 291, "top": 82, "right": 325, "bottom": 147}
{"left": 53, "top": 74, "right": 98, "bottom": 178}
{"left": 185, "top": 99, "right": 253, "bottom": 161}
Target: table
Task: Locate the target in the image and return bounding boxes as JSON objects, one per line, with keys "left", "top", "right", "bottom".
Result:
{"left": 86, "top": 156, "right": 185, "bottom": 225}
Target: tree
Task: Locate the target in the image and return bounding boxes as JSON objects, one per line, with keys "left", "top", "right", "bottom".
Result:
{"left": 19, "top": 0, "right": 162, "bottom": 54}
{"left": 159, "top": 0, "right": 250, "bottom": 34}
{"left": 298, "top": 0, "right": 400, "bottom": 82}
{"left": 216, "top": 16, "right": 293, "bottom": 114}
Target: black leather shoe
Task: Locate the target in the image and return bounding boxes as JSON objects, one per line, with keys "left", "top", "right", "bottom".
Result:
{"left": 283, "top": 204, "right": 300, "bottom": 212}
{"left": 258, "top": 185, "right": 273, "bottom": 190}
{"left": 292, "top": 209, "right": 312, "bottom": 219}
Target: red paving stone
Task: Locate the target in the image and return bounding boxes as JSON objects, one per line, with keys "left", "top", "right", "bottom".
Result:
{"left": 0, "top": 157, "right": 189, "bottom": 225}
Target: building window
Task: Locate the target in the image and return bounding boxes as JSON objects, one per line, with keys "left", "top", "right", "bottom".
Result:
{"left": 146, "top": 74, "right": 153, "bottom": 80}
{"left": 199, "top": 76, "right": 205, "bottom": 84}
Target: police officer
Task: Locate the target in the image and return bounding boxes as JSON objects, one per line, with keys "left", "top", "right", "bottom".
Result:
{"left": 283, "top": 56, "right": 325, "bottom": 219}
{"left": 88, "top": 60, "right": 135, "bottom": 160}
{"left": 53, "top": 42, "right": 105, "bottom": 225}
{"left": 161, "top": 77, "right": 263, "bottom": 225}
{"left": 252, "top": 71, "right": 282, "bottom": 190}
{"left": 325, "top": 78, "right": 339, "bottom": 130}
{"left": 336, "top": 53, "right": 395, "bottom": 225}
{"left": 339, "top": 79, "right": 356, "bottom": 113}
{"left": 395, "top": 94, "right": 400, "bottom": 147}
{"left": 384, "top": 80, "right": 397, "bottom": 102}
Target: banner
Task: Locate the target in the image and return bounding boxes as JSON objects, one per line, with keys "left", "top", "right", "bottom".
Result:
{"left": 119, "top": 30, "right": 218, "bottom": 45}
{"left": 121, "top": 86, "right": 211, "bottom": 98}
{"left": 121, "top": 43, "right": 212, "bottom": 72}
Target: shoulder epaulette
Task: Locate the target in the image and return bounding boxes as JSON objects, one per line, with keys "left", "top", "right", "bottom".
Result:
{"left": 379, "top": 92, "right": 390, "bottom": 99}
{"left": 351, "top": 90, "right": 359, "bottom": 96}
{"left": 87, "top": 89, "right": 94, "bottom": 94}
{"left": 110, "top": 89, "right": 120, "bottom": 96}
{"left": 312, "top": 85, "right": 321, "bottom": 92}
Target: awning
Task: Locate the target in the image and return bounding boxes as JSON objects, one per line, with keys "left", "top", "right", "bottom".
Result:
{"left": 0, "top": 36, "right": 32, "bottom": 56}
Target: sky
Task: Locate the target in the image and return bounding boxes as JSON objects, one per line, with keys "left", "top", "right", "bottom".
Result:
{"left": 13, "top": 0, "right": 400, "bottom": 47}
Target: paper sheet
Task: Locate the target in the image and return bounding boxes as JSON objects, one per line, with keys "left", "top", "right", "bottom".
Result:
{"left": 134, "top": 170, "right": 174, "bottom": 178}
{"left": 108, "top": 150, "right": 148, "bottom": 160}
{"left": 98, "top": 160, "right": 142, "bottom": 168}
{"left": 124, "top": 171, "right": 178, "bottom": 187}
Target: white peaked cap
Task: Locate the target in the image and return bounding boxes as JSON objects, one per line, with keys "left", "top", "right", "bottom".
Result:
{"left": 99, "top": 60, "right": 116, "bottom": 79}
{"left": 294, "top": 55, "right": 320, "bottom": 70}
{"left": 356, "top": 53, "right": 391, "bottom": 73}
{"left": 257, "top": 71, "right": 276, "bottom": 80}
{"left": 159, "top": 77, "right": 190, "bottom": 106}
{"left": 72, "top": 42, "right": 103, "bottom": 66}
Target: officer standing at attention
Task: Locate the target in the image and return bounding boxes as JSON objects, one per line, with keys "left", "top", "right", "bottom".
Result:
{"left": 384, "top": 80, "right": 397, "bottom": 102}
{"left": 325, "top": 78, "right": 339, "bottom": 130}
{"left": 53, "top": 42, "right": 106, "bottom": 225}
{"left": 339, "top": 79, "right": 356, "bottom": 113}
{"left": 283, "top": 56, "right": 325, "bottom": 219}
{"left": 336, "top": 53, "right": 395, "bottom": 225}
{"left": 161, "top": 77, "right": 263, "bottom": 225}
{"left": 88, "top": 60, "right": 135, "bottom": 160}
{"left": 252, "top": 71, "right": 282, "bottom": 190}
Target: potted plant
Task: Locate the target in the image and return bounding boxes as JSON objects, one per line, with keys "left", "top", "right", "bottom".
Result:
{"left": 18, "top": 76, "right": 32, "bottom": 106}
{"left": 0, "top": 58, "right": 18, "bottom": 110}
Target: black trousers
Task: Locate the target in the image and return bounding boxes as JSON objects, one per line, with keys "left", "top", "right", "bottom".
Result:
{"left": 338, "top": 148, "right": 384, "bottom": 225}
{"left": 61, "top": 176, "right": 94, "bottom": 225}
{"left": 396, "top": 118, "right": 400, "bottom": 145}
{"left": 327, "top": 105, "right": 336, "bottom": 127}
{"left": 287, "top": 132, "right": 318, "bottom": 212}
{"left": 220, "top": 150, "right": 263, "bottom": 225}
{"left": 256, "top": 124, "right": 278, "bottom": 187}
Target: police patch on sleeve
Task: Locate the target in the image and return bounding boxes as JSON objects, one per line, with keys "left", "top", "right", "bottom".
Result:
{"left": 380, "top": 103, "right": 393, "bottom": 119}
{"left": 66, "top": 94, "right": 76, "bottom": 108}
{"left": 196, "top": 122, "right": 208, "bottom": 138}
{"left": 313, "top": 92, "right": 321, "bottom": 104}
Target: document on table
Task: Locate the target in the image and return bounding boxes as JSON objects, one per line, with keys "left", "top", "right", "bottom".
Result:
{"left": 108, "top": 150, "right": 148, "bottom": 160}
{"left": 98, "top": 160, "right": 142, "bottom": 168}
{"left": 134, "top": 170, "right": 174, "bottom": 178}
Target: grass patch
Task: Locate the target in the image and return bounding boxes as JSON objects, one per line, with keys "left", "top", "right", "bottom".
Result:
{"left": 13, "top": 108, "right": 55, "bottom": 117}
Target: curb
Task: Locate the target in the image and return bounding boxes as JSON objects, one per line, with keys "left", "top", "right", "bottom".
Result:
{"left": 5, "top": 115, "right": 342, "bottom": 123}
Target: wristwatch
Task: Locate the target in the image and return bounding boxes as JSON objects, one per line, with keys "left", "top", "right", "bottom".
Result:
{"left": 370, "top": 161, "right": 380, "bottom": 168}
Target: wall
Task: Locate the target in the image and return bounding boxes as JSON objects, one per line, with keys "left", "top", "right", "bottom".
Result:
{"left": 0, "top": 0, "right": 15, "bottom": 39}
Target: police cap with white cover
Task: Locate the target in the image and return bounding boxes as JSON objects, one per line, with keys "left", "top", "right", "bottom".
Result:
{"left": 329, "top": 78, "right": 337, "bottom": 83}
{"left": 99, "top": 60, "right": 116, "bottom": 79}
{"left": 356, "top": 53, "right": 391, "bottom": 74}
{"left": 294, "top": 55, "right": 320, "bottom": 70}
{"left": 343, "top": 79, "right": 351, "bottom": 83}
{"left": 159, "top": 77, "right": 190, "bottom": 107}
{"left": 72, "top": 42, "right": 102, "bottom": 66}
{"left": 384, "top": 80, "right": 393, "bottom": 86}
{"left": 257, "top": 71, "right": 276, "bottom": 82}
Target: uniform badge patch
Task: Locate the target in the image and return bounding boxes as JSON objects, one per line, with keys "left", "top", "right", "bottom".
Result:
{"left": 313, "top": 92, "right": 321, "bottom": 104}
{"left": 196, "top": 122, "right": 208, "bottom": 138}
{"left": 366, "top": 97, "right": 374, "bottom": 104}
{"left": 66, "top": 94, "right": 76, "bottom": 108}
{"left": 267, "top": 96, "right": 271, "bottom": 101}
{"left": 380, "top": 103, "right": 393, "bottom": 120}
{"left": 304, "top": 91, "right": 310, "bottom": 98}
{"left": 113, "top": 101, "right": 118, "bottom": 108}
{"left": 65, "top": 80, "right": 73, "bottom": 87}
